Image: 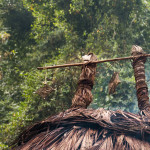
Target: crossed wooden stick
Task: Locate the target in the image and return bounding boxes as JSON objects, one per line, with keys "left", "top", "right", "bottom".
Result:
{"left": 37, "top": 54, "right": 150, "bottom": 70}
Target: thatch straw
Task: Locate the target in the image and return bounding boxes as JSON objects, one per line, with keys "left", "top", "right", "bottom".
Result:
{"left": 71, "top": 53, "right": 97, "bottom": 108}
{"left": 12, "top": 48, "right": 150, "bottom": 150}
{"left": 13, "top": 108, "right": 150, "bottom": 150}
{"left": 131, "top": 45, "right": 150, "bottom": 114}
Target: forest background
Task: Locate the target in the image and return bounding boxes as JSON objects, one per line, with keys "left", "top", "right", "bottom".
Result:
{"left": 0, "top": 0, "right": 150, "bottom": 149}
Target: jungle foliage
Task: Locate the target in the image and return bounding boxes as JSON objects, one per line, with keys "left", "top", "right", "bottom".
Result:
{"left": 0, "top": 0, "right": 150, "bottom": 149}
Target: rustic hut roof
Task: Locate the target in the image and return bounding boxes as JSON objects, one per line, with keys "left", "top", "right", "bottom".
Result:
{"left": 13, "top": 108, "right": 150, "bottom": 150}
{"left": 13, "top": 47, "right": 150, "bottom": 150}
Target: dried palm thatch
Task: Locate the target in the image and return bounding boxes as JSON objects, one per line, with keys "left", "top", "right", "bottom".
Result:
{"left": 13, "top": 108, "right": 150, "bottom": 150}
{"left": 131, "top": 45, "right": 150, "bottom": 114}
{"left": 36, "top": 84, "right": 54, "bottom": 99}
{"left": 108, "top": 72, "right": 121, "bottom": 95}
{"left": 71, "top": 53, "right": 97, "bottom": 108}
{"left": 13, "top": 47, "right": 150, "bottom": 150}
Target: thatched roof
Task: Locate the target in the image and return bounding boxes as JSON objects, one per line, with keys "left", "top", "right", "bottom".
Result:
{"left": 13, "top": 47, "right": 150, "bottom": 150}
{"left": 13, "top": 108, "right": 150, "bottom": 150}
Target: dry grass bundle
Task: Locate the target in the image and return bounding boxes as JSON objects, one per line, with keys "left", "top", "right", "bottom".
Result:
{"left": 12, "top": 47, "right": 150, "bottom": 150}
{"left": 13, "top": 108, "right": 150, "bottom": 150}
{"left": 36, "top": 84, "right": 54, "bottom": 99}
{"left": 108, "top": 72, "right": 121, "bottom": 95}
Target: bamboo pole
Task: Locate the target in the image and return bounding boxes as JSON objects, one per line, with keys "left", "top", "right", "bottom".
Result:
{"left": 37, "top": 54, "right": 150, "bottom": 70}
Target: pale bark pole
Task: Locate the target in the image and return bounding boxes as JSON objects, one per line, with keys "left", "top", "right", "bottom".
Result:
{"left": 131, "top": 45, "right": 150, "bottom": 113}
{"left": 71, "top": 53, "right": 97, "bottom": 108}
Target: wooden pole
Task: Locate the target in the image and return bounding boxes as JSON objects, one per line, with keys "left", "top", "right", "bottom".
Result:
{"left": 37, "top": 54, "right": 150, "bottom": 70}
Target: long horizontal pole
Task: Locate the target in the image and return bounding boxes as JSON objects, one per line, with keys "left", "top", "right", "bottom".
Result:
{"left": 37, "top": 54, "right": 150, "bottom": 70}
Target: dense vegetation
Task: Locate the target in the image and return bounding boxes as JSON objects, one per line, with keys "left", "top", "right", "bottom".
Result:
{"left": 0, "top": 0, "right": 150, "bottom": 149}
